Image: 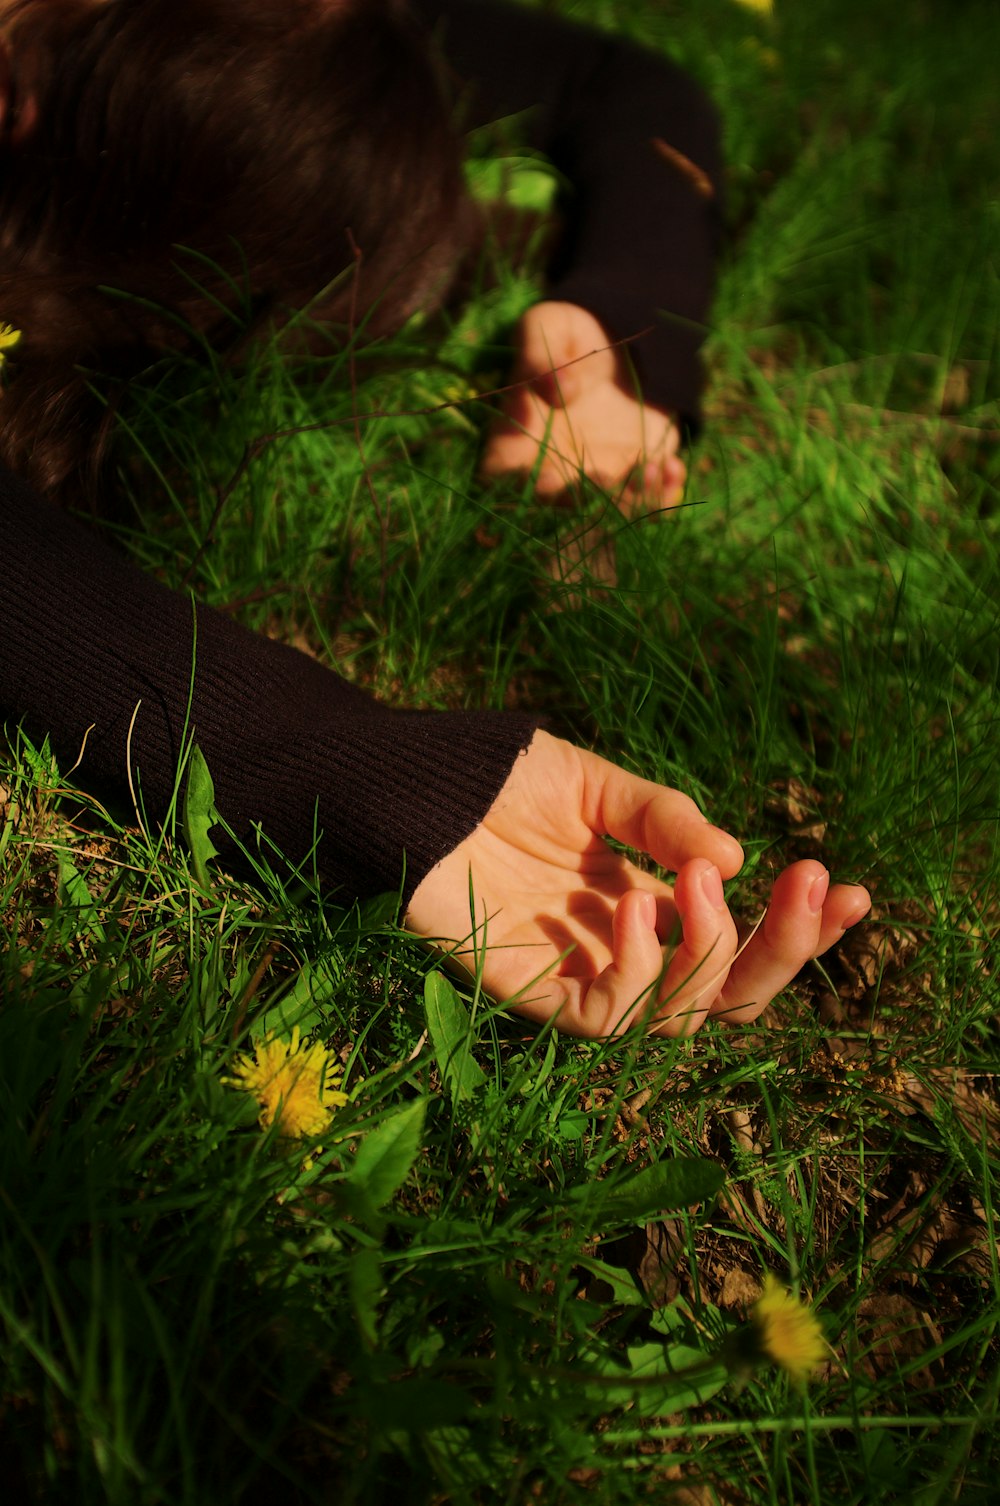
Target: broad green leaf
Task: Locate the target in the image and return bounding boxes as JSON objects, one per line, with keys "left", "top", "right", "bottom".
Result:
{"left": 574, "top": 1258, "right": 645, "bottom": 1308}
{"left": 421, "top": 1425, "right": 501, "bottom": 1490}
{"left": 575, "top": 1341, "right": 728, "bottom": 1416}
{"left": 406, "top": 1326, "right": 445, "bottom": 1369}
{"left": 552, "top": 1108, "right": 589, "bottom": 1141}
{"left": 256, "top": 957, "right": 342, "bottom": 1041}
{"left": 649, "top": 1299, "right": 733, "bottom": 1345}
{"left": 182, "top": 743, "right": 220, "bottom": 890}
{"left": 349, "top": 1098, "right": 426, "bottom": 1209}
{"left": 18, "top": 732, "right": 58, "bottom": 786}
{"left": 509, "top": 1032, "right": 557, "bottom": 1097}
{"left": 465, "top": 154, "right": 559, "bottom": 212}
{"left": 348, "top": 1248, "right": 383, "bottom": 1350}
{"left": 858, "top": 1427, "right": 901, "bottom": 1483}
{"left": 416, "top": 1217, "right": 484, "bottom": 1250}
{"left": 423, "top": 972, "right": 486, "bottom": 1105}
{"left": 359, "top": 890, "right": 400, "bottom": 929}
{"left": 67, "top": 962, "right": 132, "bottom": 1014}
{"left": 625, "top": 1341, "right": 729, "bottom": 1415}
{"left": 193, "top": 1070, "right": 253, "bottom": 1124}
{"left": 56, "top": 854, "right": 107, "bottom": 945}
{"left": 568, "top": 1157, "right": 724, "bottom": 1227}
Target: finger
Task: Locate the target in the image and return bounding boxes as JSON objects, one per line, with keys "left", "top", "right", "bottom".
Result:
{"left": 650, "top": 860, "right": 739, "bottom": 1038}
{"left": 517, "top": 304, "right": 617, "bottom": 406}
{"left": 818, "top": 882, "right": 871, "bottom": 946}
{"left": 709, "top": 861, "right": 827, "bottom": 1027}
{"left": 479, "top": 386, "right": 549, "bottom": 473}
{"left": 495, "top": 890, "right": 661, "bottom": 1038}
{"left": 484, "top": 439, "right": 589, "bottom": 497}
{"left": 481, "top": 435, "right": 588, "bottom": 497}
{"left": 575, "top": 889, "right": 667, "bottom": 1036}
{"left": 480, "top": 399, "right": 590, "bottom": 493}
{"left": 618, "top": 452, "right": 688, "bottom": 515}
{"left": 709, "top": 865, "right": 871, "bottom": 1028}
{"left": 479, "top": 423, "right": 548, "bottom": 481}
{"left": 580, "top": 749, "right": 745, "bottom": 878}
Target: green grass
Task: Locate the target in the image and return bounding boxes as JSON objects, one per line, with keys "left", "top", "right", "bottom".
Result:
{"left": 3, "top": 0, "right": 1000, "bottom": 1501}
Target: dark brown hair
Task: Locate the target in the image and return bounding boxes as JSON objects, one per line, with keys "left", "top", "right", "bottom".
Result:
{"left": 0, "top": 0, "right": 473, "bottom": 500}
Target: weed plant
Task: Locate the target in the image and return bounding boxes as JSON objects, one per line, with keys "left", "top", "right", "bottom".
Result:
{"left": 2, "top": 1, "right": 999, "bottom": 1502}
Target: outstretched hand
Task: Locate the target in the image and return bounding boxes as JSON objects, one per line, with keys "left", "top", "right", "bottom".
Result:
{"left": 480, "top": 301, "right": 687, "bottom": 513}
{"left": 406, "top": 731, "right": 871, "bottom": 1038}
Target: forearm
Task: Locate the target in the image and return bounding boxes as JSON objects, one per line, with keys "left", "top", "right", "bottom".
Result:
{"left": 417, "top": 0, "right": 724, "bottom": 428}
{"left": 0, "top": 466, "right": 540, "bottom": 900}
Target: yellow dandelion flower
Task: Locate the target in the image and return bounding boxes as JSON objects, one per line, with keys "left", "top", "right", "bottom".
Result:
{"left": 226, "top": 1026, "right": 348, "bottom": 1140}
{"left": 750, "top": 1274, "right": 827, "bottom": 1384}
{"left": 731, "top": 0, "right": 773, "bottom": 15}
{"left": 0, "top": 322, "right": 21, "bottom": 372}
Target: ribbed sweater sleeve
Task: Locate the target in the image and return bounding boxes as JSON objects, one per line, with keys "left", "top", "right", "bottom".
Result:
{"left": 2, "top": 3, "right": 719, "bottom": 908}
{"left": 0, "top": 466, "right": 540, "bottom": 901}
{"left": 420, "top": 0, "right": 724, "bottom": 431}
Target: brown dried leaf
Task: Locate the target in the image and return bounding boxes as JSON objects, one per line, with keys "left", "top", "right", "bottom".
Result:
{"left": 718, "top": 1268, "right": 762, "bottom": 1311}
{"left": 904, "top": 1066, "right": 1000, "bottom": 1148}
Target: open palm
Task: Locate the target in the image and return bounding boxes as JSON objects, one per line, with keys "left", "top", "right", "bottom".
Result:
{"left": 407, "top": 732, "right": 871, "bottom": 1038}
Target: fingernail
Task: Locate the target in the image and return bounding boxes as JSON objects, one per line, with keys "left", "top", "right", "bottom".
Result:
{"left": 840, "top": 903, "right": 868, "bottom": 931}
{"left": 701, "top": 865, "right": 725, "bottom": 909}
{"left": 808, "top": 873, "right": 830, "bottom": 913}
{"left": 637, "top": 891, "right": 658, "bottom": 929}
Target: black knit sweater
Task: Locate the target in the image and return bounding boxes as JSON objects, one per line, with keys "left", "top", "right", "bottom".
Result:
{"left": 0, "top": 0, "right": 723, "bottom": 903}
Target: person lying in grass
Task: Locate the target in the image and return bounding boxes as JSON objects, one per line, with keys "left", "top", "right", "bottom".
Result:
{"left": 0, "top": 0, "right": 870, "bottom": 1036}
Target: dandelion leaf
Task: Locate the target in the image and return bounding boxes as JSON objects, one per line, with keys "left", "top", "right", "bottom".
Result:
{"left": 17, "top": 731, "right": 59, "bottom": 787}
{"left": 256, "top": 958, "right": 341, "bottom": 1041}
{"left": 576, "top": 1340, "right": 727, "bottom": 1417}
{"left": 424, "top": 971, "right": 486, "bottom": 1105}
{"left": 348, "top": 1248, "right": 384, "bottom": 1350}
{"left": 349, "top": 1097, "right": 426, "bottom": 1209}
{"left": 574, "top": 1257, "right": 645, "bottom": 1307}
{"left": 568, "top": 1157, "right": 724, "bottom": 1228}
{"left": 56, "top": 853, "right": 107, "bottom": 945}
{"left": 625, "top": 1341, "right": 729, "bottom": 1415}
{"left": 182, "top": 743, "right": 220, "bottom": 889}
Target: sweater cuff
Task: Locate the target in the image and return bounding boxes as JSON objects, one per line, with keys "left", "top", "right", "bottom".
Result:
{"left": 190, "top": 654, "right": 544, "bottom": 904}
{"left": 84, "top": 605, "right": 545, "bottom": 907}
{"left": 1, "top": 464, "right": 543, "bottom": 908}
{"left": 543, "top": 272, "right": 708, "bottom": 435}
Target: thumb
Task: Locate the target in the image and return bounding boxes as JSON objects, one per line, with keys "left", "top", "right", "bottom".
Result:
{"left": 517, "top": 302, "right": 618, "bottom": 406}
{"left": 579, "top": 746, "right": 745, "bottom": 878}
